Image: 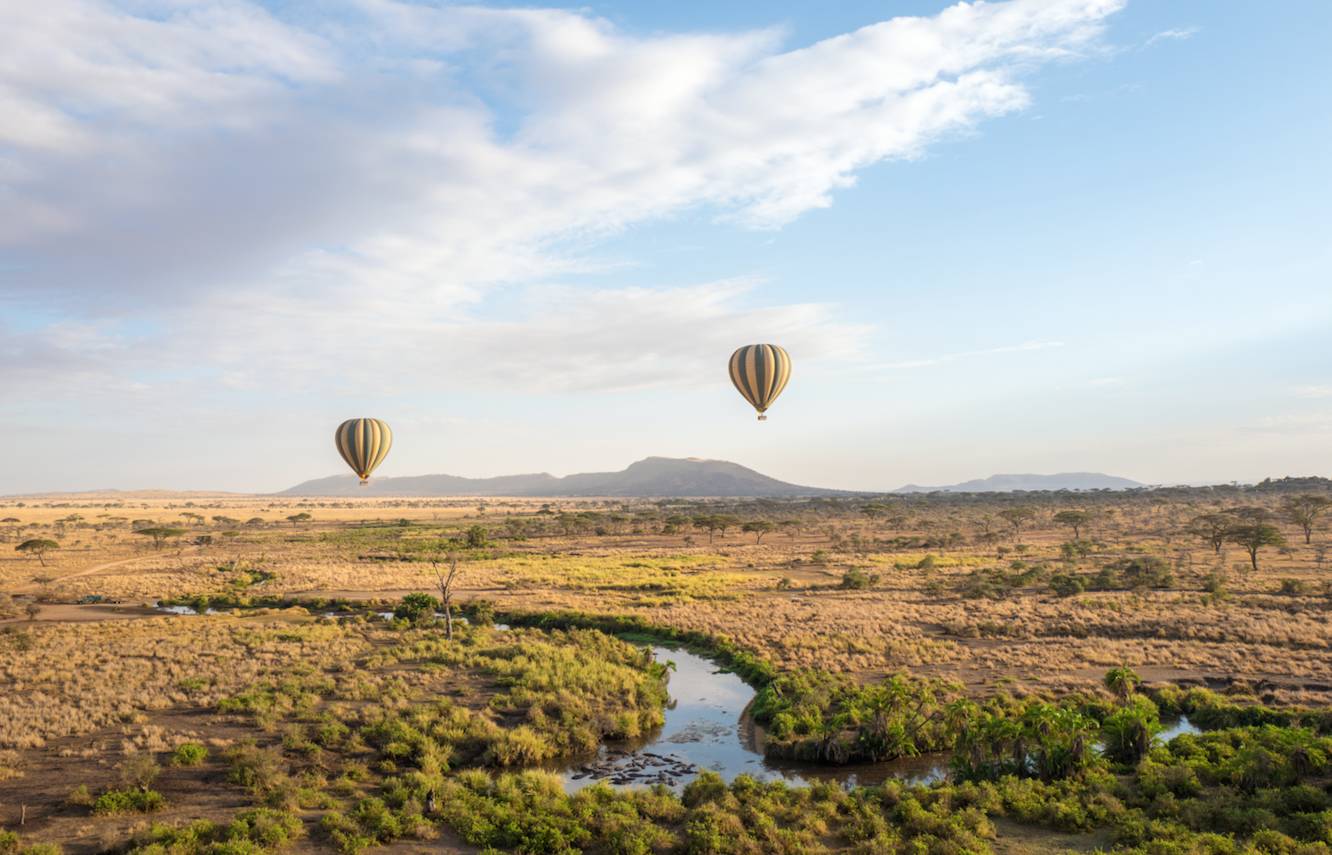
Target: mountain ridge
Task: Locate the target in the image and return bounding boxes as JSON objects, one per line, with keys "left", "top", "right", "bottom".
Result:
{"left": 894, "top": 472, "right": 1143, "bottom": 493}
{"left": 281, "top": 456, "right": 852, "bottom": 497}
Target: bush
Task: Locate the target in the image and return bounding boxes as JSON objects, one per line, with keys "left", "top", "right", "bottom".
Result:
{"left": 92, "top": 788, "right": 166, "bottom": 815}
{"left": 465, "top": 599, "right": 496, "bottom": 627}
{"left": 394, "top": 593, "right": 439, "bottom": 625}
{"left": 1049, "top": 573, "right": 1086, "bottom": 597}
{"left": 1278, "top": 578, "right": 1308, "bottom": 596}
{"left": 171, "top": 742, "right": 209, "bottom": 766}
{"left": 1096, "top": 556, "right": 1174, "bottom": 591}
{"left": 839, "top": 567, "right": 878, "bottom": 590}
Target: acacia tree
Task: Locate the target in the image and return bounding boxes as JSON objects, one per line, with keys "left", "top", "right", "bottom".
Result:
{"left": 1226, "top": 522, "right": 1285, "bottom": 572}
{"left": 1189, "top": 512, "right": 1233, "bottom": 554}
{"left": 1281, "top": 494, "right": 1331, "bottom": 545}
{"left": 135, "top": 527, "right": 187, "bottom": 551}
{"left": 1052, "top": 510, "right": 1091, "bottom": 541}
{"left": 998, "top": 507, "right": 1036, "bottom": 541}
{"left": 742, "top": 520, "right": 775, "bottom": 543}
{"left": 16, "top": 538, "right": 59, "bottom": 566}
{"left": 692, "top": 515, "right": 721, "bottom": 544}
{"left": 692, "top": 514, "right": 740, "bottom": 545}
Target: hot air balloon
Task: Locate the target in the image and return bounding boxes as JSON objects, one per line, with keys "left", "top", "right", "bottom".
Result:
{"left": 728, "top": 344, "right": 791, "bottom": 421}
{"left": 335, "top": 418, "right": 392, "bottom": 484}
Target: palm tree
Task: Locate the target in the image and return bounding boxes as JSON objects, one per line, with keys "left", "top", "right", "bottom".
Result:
{"left": 1104, "top": 666, "right": 1141, "bottom": 705}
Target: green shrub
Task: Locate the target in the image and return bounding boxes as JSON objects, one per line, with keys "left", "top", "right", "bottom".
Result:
{"left": 171, "top": 742, "right": 209, "bottom": 766}
{"left": 839, "top": 567, "right": 877, "bottom": 590}
{"left": 92, "top": 788, "right": 166, "bottom": 815}
{"left": 394, "top": 593, "right": 439, "bottom": 625}
{"left": 1050, "top": 573, "right": 1086, "bottom": 597}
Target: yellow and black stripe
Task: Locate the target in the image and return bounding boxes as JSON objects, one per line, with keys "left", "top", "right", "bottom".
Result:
{"left": 728, "top": 344, "right": 791, "bottom": 421}
{"left": 335, "top": 418, "right": 393, "bottom": 484}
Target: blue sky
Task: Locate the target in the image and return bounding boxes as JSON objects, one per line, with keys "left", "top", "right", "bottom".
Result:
{"left": 2, "top": 0, "right": 1329, "bottom": 493}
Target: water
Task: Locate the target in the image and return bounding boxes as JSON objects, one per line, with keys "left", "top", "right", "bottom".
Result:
{"left": 559, "top": 645, "right": 950, "bottom": 792}
{"left": 557, "top": 644, "right": 1203, "bottom": 793}
{"left": 1158, "top": 716, "right": 1200, "bottom": 742}
{"left": 156, "top": 604, "right": 218, "bottom": 615}
{"left": 145, "top": 607, "right": 1199, "bottom": 788}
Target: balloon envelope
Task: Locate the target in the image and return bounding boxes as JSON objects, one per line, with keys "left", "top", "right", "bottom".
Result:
{"left": 728, "top": 344, "right": 791, "bottom": 420}
{"left": 335, "top": 418, "right": 392, "bottom": 483}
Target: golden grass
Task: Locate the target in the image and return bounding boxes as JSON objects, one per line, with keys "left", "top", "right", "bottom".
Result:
{"left": 4, "top": 491, "right": 1331, "bottom": 705}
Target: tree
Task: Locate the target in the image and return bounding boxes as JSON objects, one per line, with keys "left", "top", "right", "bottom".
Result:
{"left": 975, "top": 515, "right": 1000, "bottom": 545}
{"left": 741, "top": 520, "right": 775, "bottom": 543}
{"left": 1101, "top": 697, "right": 1160, "bottom": 766}
{"left": 1103, "top": 666, "right": 1141, "bottom": 705}
{"left": 1052, "top": 510, "right": 1090, "bottom": 541}
{"left": 427, "top": 550, "right": 462, "bottom": 639}
{"left": 713, "top": 514, "right": 741, "bottom": 538}
{"left": 285, "top": 512, "right": 312, "bottom": 526}
{"left": 691, "top": 514, "right": 740, "bottom": 545}
{"left": 15, "top": 538, "right": 59, "bottom": 566}
{"left": 1281, "top": 494, "right": 1331, "bottom": 545}
{"left": 134, "top": 527, "right": 187, "bottom": 550}
{"left": 1189, "top": 513, "right": 1233, "bottom": 554}
{"left": 1226, "top": 522, "right": 1285, "bottom": 572}
{"left": 998, "top": 507, "right": 1036, "bottom": 540}
{"left": 662, "top": 514, "right": 690, "bottom": 535}
{"left": 463, "top": 525, "right": 489, "bottom": 549}
{"left": 777, "top": 519, "right": 802, "bottom": 540}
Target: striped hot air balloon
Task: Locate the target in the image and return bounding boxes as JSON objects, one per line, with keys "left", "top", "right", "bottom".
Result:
{"left": 335, "top": 419, "right": 392, "bottom": 484}
{"left": 728, "top": 344, "right": 791, "bottom": 421}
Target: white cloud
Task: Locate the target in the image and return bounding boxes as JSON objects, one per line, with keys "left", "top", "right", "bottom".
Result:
{"left": 1293, "top": 386, "right": 1332, "bottom": 399}
{"left": 1, "top": 0, "right": 1124, "bottom": 402}
{"left": 1144, "top": 26, "right": 1200, "bottom": 49}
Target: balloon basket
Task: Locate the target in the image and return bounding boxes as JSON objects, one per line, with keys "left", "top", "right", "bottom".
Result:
{"left": 757, "top": 414, "right": 767, "bottom": 421}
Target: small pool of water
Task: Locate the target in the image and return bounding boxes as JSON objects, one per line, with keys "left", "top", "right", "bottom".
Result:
{"left": 156, "top": 604, "right": 218, "bottom": 615}
{"left": 1158, "top": 716, "right": 1200, "bottom": 742}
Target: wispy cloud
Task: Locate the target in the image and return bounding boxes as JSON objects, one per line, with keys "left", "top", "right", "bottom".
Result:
{"left": 1144, "top": 26, "right": 1200, "bottom": 49}
{"left": 1246, "top": 411, "right": 1332, "bottom": 436}
{"left": 866, "top": 340, "right": 1066, "bottom": 371}
{"left": 1293, "top": 385, "right": 1332, "bottom": 399}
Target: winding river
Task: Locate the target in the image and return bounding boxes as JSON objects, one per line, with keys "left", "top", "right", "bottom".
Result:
{"left": 559, "top": 644, "right": 953, "bottom": 793}
{"left": 148, "top": 606, "right": 1197, "bottom": 791}
{"left": 558, "top": 643, "right": 1200, "bottom": 793}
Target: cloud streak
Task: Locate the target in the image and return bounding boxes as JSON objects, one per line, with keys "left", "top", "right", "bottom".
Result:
{"left": 865, "top": 340, "right": 1067, "bottom": 371}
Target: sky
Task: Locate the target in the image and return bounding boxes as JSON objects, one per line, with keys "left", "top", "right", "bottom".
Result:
{"left": 2, "top": 0, "right": 1330, "bottom": 494}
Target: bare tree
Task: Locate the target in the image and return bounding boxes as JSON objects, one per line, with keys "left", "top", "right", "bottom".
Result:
{"left": 429, "top": 549, "right": 462, "bottom": 640}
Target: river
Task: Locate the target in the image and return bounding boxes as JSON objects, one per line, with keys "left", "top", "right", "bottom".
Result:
{"left": 558, "top": 643, "right": 1200, "bottom": 793}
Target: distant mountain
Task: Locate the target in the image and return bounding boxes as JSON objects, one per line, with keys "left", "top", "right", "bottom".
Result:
{"left": 282, "top": 457, "right": 849, "bottom": 498}
{"left": 894, "top": 472, "right": 1143, "bottom": 493}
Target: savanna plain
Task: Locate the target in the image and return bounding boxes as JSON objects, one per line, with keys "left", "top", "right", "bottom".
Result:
{"left": 3, "top": 482, "right": 1332, "bottom": 854}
